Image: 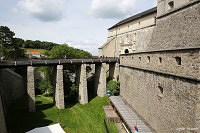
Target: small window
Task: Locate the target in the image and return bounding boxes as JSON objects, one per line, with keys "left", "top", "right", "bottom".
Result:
{"left": 124, "top": 49, "right": 129, "bottom": 54}
{"left": 158, "top": 86, "right": 164, "bottom": 99}
{"left": 159, "top": 57, "right": 162, "bottom": 64}
{"left": 175, "top": 56, "right": 181, "bottom": 65}
{"left": 168, "top": 1, "right": 174, "bottom": 9}
{"left": 139, "top": 57, "right": 141, "bottom": 62}
{"left": 147, "top": 56, "right": 150, "bottom": 63}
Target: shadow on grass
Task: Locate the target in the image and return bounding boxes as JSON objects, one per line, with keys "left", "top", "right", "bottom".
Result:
{"left": 6, "top": 95, "right": 53, "bottom": 133}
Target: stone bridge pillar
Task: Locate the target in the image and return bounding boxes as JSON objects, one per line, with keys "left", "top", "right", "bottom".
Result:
{"left": 109, "top": 63, "right": 119, "bottom": 81}
{"left": 76, "top": 64, "right": 88, "bottom": 104}
{"left": 27, "top": 66, "right": 36, "bottom": 112}
{"left": 95, "top": 63, "right": 107, "bottom": 97}
{"left": 0, "top": 94, "right": 7, "bottom": 133}
{"left": 55, "top": 65, "right": 65, "bottom": 109}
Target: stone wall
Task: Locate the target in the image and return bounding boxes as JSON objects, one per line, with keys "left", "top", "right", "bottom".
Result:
{"left": 148, "top": 1, "right": 200, "bottom": 51}
{"left": 120, "top": 48, "right": 200, "bottom": 80}
{"left": 0, "top": 69, "right": 25, "bottom": 114}
{"left": 120, "top": 48, "right": 200, "bottom": 132}
{"left": 157, "top": 0, "right": 200, "bottom": 17}
{"left": 120, "top": 65, "right": 199, "bottom": 132}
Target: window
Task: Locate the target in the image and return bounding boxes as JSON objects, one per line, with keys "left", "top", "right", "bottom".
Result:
{"left": 168, "top": 1, "right": 174, "bottom": 9}
{"left": 124, "top": 49, "right": 129, "bottom": 54}
{"left": 159, "top": 57, "right": 162, "bottom": 64}
{"left": 134, "top": 33, "right": 137, "bottom": 41}
{"left": 147, "top": 56, "right": 150, "bottom": 63}
{"left": 139, "top": 57, "right": 141, "bottom": 62}
{"left": 175, "top": 56, "right": 181, "bottom": 66}
{"left": 158, "top": 86, "right": 164, "bottom": 99}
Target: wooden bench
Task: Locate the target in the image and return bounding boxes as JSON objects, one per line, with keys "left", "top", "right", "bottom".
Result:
{"left": 109, "top": 96, "right": 156, "bottom": 133}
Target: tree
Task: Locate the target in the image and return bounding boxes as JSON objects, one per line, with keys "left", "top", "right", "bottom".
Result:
{"left": 48, "top": 45, "right": 92, "bottom": 59}
{"left": 0, "top": 26, "right": 26, "bottom": 59}
{"left": 0, "top": 26, "right": 15, "bottom": 46}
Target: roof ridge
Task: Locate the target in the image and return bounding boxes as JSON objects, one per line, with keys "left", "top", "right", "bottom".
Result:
{"left": 108, "top": 7, "right": 157, "bottom": 30}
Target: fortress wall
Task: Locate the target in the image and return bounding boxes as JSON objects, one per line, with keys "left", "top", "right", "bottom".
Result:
{"left": 120, "top": 65, "right": 199, "bottom": 132}
{"left": 120, "top": 48, "right": 200, "bottom": 79}
{"left": 120, "top": 48, "right": 200, "bottom": 132}
{"left": 148, "top": 2, "right": 200, "bottom": 51}
{"left": 0, "top": 69, "right": 25, "bottom": 114}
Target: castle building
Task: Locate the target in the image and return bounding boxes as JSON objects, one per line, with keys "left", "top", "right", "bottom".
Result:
{"left": 99, "top": 7, "right": 157, "bottom": 57}
{"left": 102, "top": 0, "right": 200, "bottom": 132}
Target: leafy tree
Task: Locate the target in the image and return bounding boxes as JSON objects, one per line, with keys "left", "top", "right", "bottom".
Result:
{"left": 0, "top": 26, "right": 26, "bottom": 59}
{"left": 0, "top": 26, "right": 15, "bottom": 46}
{"left": 48, "top": 45, "right": 92, "bottom": 59}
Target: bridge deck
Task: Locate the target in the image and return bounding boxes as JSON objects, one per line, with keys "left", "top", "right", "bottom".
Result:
{"left": 0, "top": 58, "right": 119, "bottom": 68}
{"left": 110, "top": 96, "right": 155, "bottom": 133}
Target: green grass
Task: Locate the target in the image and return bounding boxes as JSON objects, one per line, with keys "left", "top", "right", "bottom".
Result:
{"left": 24, "top": 48, "right": 48, "bottom": 54}
{"left": 7, "top": 95, "right": 118, "bottom": 133}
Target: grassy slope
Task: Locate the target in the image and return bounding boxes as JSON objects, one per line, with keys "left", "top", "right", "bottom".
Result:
{"left": 7, "top": 95, "right": 118, "bottom": 133}
{"left": 24, "top": 48, "right": 48, "bottom": 54}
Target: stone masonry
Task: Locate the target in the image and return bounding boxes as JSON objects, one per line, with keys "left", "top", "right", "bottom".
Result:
{"left": 76, "top": 64, "right": 88, "bottom": 104}
{"left": 148, "top": 1, "right": 200, "bottom": 51}
{"left": 27, "top": 66, "right": 36, "bottom": 112}
{"left": 120, "top": 65, "right": 199, "bottom": 132}
{"left": 120, "top": 48, "right": 200, "bottom": 132}
{"left": 0, "top": 94, "right": 7, "bottom": 133}
{"left": 95, "top": 63, "right": 107, "bottom": 97}
{"left": 55, "top": 65, "right": 65, "bottom": 109}
{"left": 119, "top": 0, "right": 200, "bottom": 132}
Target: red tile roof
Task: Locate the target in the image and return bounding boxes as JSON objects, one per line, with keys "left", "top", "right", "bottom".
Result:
{"left": 30, "top": 52, "right": 41, "bottom": 54}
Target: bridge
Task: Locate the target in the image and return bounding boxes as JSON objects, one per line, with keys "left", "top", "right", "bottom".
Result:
{"left": 0, "top": 58, "right": 119, "bottom": 112}
{"left": 0, "top": 58, "right": 119, "bottom": 68}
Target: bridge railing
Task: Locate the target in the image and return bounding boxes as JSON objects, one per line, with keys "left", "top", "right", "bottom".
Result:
{"left": 0, "top": 57, "right": 119, "bottom": 68}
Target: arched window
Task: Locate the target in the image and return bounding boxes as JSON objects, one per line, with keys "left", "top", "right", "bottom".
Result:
{"left": 124, "top": 49, "right": 129, "bottom": 54}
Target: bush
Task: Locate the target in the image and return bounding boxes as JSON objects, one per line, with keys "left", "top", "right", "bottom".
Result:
{"left": 107, "top": 80, "right": 120, "bottom": 96}
{"left": 65, "top": 84, "right": 79, "bottom": 104}
{"left": 37, "top": 67, "right": 53, "bottom": 95}
{"left": 69, "top": 84, "right": 79, "bottom": 102}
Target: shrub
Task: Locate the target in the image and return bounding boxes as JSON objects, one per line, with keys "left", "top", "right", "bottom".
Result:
{"left": 107, "top": 80, "right": 120, "bottom": 96}
{"left": 65, "top": 84, "right": 79, "bottom": 104}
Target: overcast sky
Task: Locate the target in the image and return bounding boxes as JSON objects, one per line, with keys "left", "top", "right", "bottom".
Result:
{"left": 0, "top": 0, "right": 156, "bottom": 55}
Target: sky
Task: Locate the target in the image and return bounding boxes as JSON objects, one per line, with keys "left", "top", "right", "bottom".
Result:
{"left": 0, "top": 0, "right": 156, "bottom": 55}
